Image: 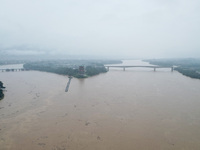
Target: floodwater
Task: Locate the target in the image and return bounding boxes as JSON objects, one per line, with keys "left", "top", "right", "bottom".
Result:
{"left": 0, "top": 60, "right": 200, "bottom": 150}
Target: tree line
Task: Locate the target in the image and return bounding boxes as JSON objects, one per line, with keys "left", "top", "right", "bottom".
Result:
{"left": 23, "top": 61, "right": 108, "bottom": 78}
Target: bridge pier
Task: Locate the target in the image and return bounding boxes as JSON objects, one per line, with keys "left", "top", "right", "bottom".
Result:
{"left": 107, "top": 67, "right": 109, "bottom": 71}
{"left": 171, "top": 67, "right": 174, "bottom": 72}
{"left": 154, "top": 67, "right": 156, "bottom": 71}
{"left": 123, "top": 67, "right": 125, "bottom": 71}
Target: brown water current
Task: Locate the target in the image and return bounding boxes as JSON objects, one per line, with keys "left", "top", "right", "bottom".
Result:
{"left": 0, "top": 60, "right": 200, "bottom": 150}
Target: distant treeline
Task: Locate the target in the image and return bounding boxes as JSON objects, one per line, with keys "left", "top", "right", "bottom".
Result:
{"left": 0, "top": 58, "right": 122, "bottom": 66}
{"left": 23, "top": 59, "right": 121, "bottom": 78}
{"left": 24, "top": 63, "right": 79, "bottom": 76}
{"left": 144, "top": 58, "right": 200, "bottom": 79}
{"left": 0, "top": 60, "right": 29, "bottom": 65}
{"left": 0, "top": 81, "right": 5, "bottom": 100}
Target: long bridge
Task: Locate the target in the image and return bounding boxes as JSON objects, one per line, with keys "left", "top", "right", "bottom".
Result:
{"left": 105, "top": 65, "right": 174, "bottom": 72}
{"left": 0, "top": 68, "right": 26, "bottom": 72}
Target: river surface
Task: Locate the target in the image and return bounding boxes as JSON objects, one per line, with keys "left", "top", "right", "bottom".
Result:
{"left": 0, "top": 60, "right": 200, "bottom": 150}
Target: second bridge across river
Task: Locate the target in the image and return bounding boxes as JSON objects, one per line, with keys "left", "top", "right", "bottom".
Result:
{"left": 105, "top": 65, "right": 174, "bottom": 72}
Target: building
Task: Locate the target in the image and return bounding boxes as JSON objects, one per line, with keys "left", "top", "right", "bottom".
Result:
{"left": 79, "top": 66, "right": 85, "bottom": 75}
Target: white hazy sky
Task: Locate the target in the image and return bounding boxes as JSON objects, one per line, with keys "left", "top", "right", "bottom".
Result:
{"left": 0, "top": 0, "right": 200, "bottom": 58}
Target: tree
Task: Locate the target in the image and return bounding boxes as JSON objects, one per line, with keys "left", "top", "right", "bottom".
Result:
{"left": 0, "top": 81, "right": 5, "bottom": 100}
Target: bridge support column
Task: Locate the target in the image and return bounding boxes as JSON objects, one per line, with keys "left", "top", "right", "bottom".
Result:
{"left": 154, "top": 67, "right": 156, "bottom": 71}
{"left": 171, "top": 67, "right": 174, "bottom": 72}
{"left": 123, "top": 67, "right": 125, "bottom": 71}
{"left": 107, "top": 67, "right": 109, "bottom": 71}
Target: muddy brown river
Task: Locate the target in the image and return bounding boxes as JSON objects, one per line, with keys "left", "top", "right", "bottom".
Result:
{"left": 0, "top": 60, "right": 200, "bottom": 150}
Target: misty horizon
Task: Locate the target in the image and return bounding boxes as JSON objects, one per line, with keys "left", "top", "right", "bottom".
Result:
{"left": 0, "top": 0, "right": 200, "bottom": 58}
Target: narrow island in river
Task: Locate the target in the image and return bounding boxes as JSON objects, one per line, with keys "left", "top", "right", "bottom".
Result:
{"left": 144, "top": 58, "right": 200, "bottom": 79}
{"left": 23, "top": 59, "right": 122, "bottom": 78}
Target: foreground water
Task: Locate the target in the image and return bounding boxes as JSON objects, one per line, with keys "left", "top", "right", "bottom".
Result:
{"left": 0, "top": 60, "right": 200, "bottom": 150}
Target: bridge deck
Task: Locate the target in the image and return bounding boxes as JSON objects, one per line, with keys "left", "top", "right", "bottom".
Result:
{"left": 105, "top": 65, "right": 172, "bottom": 68}
{"left": 0, "top": 68, "right": 25, "bottom": 72}
{"left": 105, "top": 65, "right": 174, "bottom": 72}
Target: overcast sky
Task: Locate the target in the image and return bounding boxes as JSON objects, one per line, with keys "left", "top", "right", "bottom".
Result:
{"left": 0, "top": 0, "right": 200, "bottom": 58}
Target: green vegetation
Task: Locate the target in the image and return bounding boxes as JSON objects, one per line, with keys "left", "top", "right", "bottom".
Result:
{"left": 86, "top": 65, "right": 107, "bottom": 76}
{"left": 23, "top": 59, "right": 121, "bottom": 78}
{"left": 24, "top": 63, "right": 79, "bottom": 76}
{"left": 0, "top": 89, "right": 3, "bottom": 100}
{"left": 0, "top": 81, "right": 5, "bottom": 100}
{"left": 144, "top": 58, "right": 200, "bottom": 79}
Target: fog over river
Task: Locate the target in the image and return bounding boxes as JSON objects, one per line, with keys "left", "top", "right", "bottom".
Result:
{"left": 0, "top": 60, "right": 200, "bottom": 150}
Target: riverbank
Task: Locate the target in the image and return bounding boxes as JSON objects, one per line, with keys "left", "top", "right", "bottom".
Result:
{"left": 144, "top": 58, "right": 200, "bottom": 79}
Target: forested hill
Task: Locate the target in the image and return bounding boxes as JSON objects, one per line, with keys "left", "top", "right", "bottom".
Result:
{"left": 144, "top": 58, "right": 200, "bottom": 79}
{"left": 23, "top": 59, "right": 122, "bottom": 78}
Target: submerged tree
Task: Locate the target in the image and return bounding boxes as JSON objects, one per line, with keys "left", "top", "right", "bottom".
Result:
{"left": 0, "top": 81, "right": 5, "bottom": 100}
